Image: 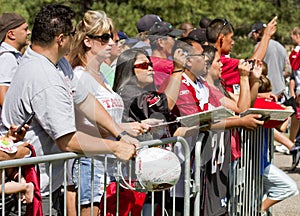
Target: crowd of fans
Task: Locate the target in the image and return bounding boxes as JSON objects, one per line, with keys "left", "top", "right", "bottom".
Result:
{"left": 0, "top": 3, "right": 299, "bottom": 216}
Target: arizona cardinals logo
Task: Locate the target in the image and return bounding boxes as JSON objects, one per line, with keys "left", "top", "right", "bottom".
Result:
{"left": 146, "top": 95, "right": 161, "bottom": 107}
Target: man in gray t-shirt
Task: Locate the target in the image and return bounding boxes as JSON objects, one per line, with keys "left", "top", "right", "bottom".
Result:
{"left": 0, "top": 13, "right": 31, "bottom": 130}
{"left": 1, "top": 5, "right": 137, "bottom": 211}
{"left": 249, "top": 22, "right": 291, "bottom": 97}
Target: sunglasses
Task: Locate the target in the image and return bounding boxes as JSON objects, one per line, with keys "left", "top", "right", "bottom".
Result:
{"left": 87, "top": 33, "right": 113, "bottom": 43}
{"left": 134, "top": 62, "right": 153, "bottom": 70}
{"left": 64, "top": 29, "right": 76, "bottom": 37}
{"left": 217, "top": 19, "right": 230, "bottom": 38}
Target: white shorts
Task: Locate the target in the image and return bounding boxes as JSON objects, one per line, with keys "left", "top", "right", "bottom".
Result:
{"left": 263, "top": 164, "right": 299, "bottom": 200}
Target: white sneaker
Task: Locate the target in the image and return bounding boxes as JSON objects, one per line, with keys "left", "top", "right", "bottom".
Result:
{"left": 275, "top": 145, "right": 290, "bottom": 154}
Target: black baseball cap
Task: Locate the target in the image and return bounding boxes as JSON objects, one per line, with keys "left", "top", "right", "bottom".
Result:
{"left": 187, "top": 28, "right": 208, "bottom": 45}
{"left": 149, "top": 21, "right": 183, "bottom": 37}
{"left": 248, "top": 22, "right": 267, "bottom": 38}
{"left": 136, "top": 14, "right": 162, "bottom": 33}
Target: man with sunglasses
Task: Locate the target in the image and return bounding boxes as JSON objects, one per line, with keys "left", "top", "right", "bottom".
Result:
{"left": 206, "top": 17, "right": 298, "bottom": 215}
{"left": 206, "top": 17, "right": 277, "bottom": 96}
{"left": 206, "top": 17, "right": 277, "bottom": 174}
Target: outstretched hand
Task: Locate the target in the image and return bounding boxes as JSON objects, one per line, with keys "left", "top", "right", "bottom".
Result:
{"left": 240, "top": 114, "right": 264, "bottom": 131}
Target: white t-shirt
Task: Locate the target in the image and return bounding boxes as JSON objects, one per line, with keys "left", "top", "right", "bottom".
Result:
{"left": 74, "top": 66, "right": 124, "bottom": 139}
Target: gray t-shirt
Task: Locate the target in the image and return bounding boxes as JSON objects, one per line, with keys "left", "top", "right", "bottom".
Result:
{"left": 255, "top": 39, "right": 287, "bottom": 96}
{"left": 0, "top": 42, "right": 23, "bottom": 130}
{"left": 2, "top": 46, "right": 88, "bottom": 193}
{"left": 0, "top": 42, "right": 22, "bottom": 85}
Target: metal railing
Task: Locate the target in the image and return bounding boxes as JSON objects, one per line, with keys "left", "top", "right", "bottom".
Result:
{"left": 0, "top": 136, "right": 190, "bottom": 216}
{"left": 193, "top": 127, "right": 273, "bottom": 216}
{"left": 0, "top": 127, "right": 274, "bottom": 216}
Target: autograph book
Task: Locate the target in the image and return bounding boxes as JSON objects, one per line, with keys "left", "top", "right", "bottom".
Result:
{"left": 151, "top": 106, "right": 235, "bottom": 128}
{"left": 240, "top": 108, "right": 294, "bottom": 121}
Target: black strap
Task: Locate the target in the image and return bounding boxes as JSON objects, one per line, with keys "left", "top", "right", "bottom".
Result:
{"left": 116, "top": 131, "right": 128, "bottom": 141}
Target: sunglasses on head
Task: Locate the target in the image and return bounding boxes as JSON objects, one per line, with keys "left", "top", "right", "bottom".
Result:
{"left": 87, "top": 33, "right": 113, "bottom": 43}
{"left": 217, "top": 19, "right": 230, "bottom": 38}
{"left": 134, "top": 62, "right": 153, "bottom": 70}
{"left": 64, "top": 29, "right": 76, "bottom": 37}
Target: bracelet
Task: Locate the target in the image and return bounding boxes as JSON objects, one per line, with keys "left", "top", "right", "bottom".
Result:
{"left": 173, "top": 69, "right": 184, "bottom": 73}
{"left": 116, "top": 131, "right": 128, "bottom": 141}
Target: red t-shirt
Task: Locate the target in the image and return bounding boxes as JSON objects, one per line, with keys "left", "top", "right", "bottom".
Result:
{"left": 173, "top": 76, "right": 207, "bottom": 117}
{"left": 220, "top": 55, "right": 240, "bottom": 93}
{"left": 253, "top": 97, "right": 285, "bottom": 128}
{"left": 151, "top": 56, "right": 174, "bottom": 92}
{"left": 176, "top": 82, "right": 201, "bottom": 116}
{"left": 289, "top": 46, "right": 300, "bottom": 71}
{"left": 206, "top": 84, "right": 223, "bottom": 108}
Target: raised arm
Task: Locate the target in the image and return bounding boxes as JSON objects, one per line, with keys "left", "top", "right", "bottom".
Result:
{"left": 221, "top": 60, "right": 252, "bottom": 113}
{"left": 164, "top": 48, "right": 186, "bottom": 110}
{"left": 289, "top": 77, "right": 296, "bottom": 98}
{"left": 250, "top": 17, "right": 277, "bottom": 60}
{"left": 249, "top": 59, "right": 263, "bottom": 106}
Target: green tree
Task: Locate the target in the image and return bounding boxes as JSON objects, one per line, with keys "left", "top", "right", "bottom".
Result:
{"left": 1, "top": 0, "right": 299, "bottom": 57}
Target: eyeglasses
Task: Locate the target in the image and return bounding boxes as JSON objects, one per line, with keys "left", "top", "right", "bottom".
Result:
{"left": 216, "top": 19, "right": 230, "bottom": 39}
{"left": 64, "top": 29, "right": 76, "bottom": 37}
{"left": 134, "top": 62, "right": 153, "bottom": 70}
{"left": 183, "top": 50, "right": 204, "bottom": 58}
{"left": 87, "top": 33, "right": 113, "bottom": 43}
{"left": 188, "top": 54, "right": 204, "bottom": 57}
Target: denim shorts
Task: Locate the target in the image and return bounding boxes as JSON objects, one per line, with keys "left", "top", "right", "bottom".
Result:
{"left": 72, "top": 156, "right": 116, "bottom": 205}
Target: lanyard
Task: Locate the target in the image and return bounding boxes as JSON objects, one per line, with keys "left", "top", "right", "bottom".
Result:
{"left": 182, "top": 73, "right": 209, "bottom": 110}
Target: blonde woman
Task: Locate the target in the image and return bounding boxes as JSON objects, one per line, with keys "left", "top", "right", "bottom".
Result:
{"left": 68, "top": 11, "right": 149, "bottom": 215}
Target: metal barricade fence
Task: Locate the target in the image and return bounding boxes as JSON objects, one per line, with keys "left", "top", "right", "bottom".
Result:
{"left": 0, "top": 136, "right": 190, "bottom": 216}
{"left": 193, "top": 127, "right": 273, "bottom": 216}
{"left": 0, "top": 127, "right": 274, "bottom": 216}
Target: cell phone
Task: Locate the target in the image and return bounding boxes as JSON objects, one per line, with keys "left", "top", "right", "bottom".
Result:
{"left": 245, "top": 59, "right": 255, "bottom": 70}
{"left": 16, "top": 112, "right": 35, "bottom": 135}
